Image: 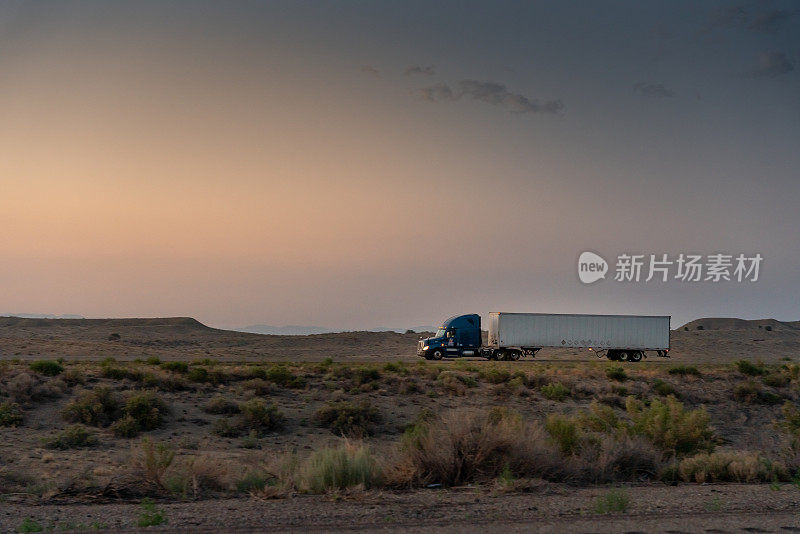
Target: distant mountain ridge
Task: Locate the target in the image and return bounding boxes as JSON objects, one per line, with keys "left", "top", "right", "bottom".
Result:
{"left": 1, "top": 313, "right": 85, "bottom": 319}
{"left": 237, "top": 324, "right": 436, "bottom": 336}
{"left": 678, "top": 317, "right": 800, "bottom": 331}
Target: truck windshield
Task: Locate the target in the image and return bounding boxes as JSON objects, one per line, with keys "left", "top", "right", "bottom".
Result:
{"left": 434, "top": 328, "right": 446, "bottom": 338}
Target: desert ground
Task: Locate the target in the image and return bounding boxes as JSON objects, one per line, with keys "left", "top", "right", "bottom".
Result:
{"left": 2, "top": 315, "right": 800, "bottom": 364}
{"left": 2, "top": 316, "right": 800, "bottom": 533}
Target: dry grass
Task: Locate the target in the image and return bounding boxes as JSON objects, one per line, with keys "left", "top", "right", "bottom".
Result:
{"left": 390, "top": 407, "right": 562, "bottom": 487}
{"left": 298, "top": 440, "right": 382, "bottom": 493}
{"left": 131, "top": 438, "right": 175, "bottom": 490}
{"left": 678, "top": 451, "right": 785, "bottom": 483}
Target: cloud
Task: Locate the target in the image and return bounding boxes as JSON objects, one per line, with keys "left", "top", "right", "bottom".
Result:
{"left": 633, "top": 82, "right": 675, "bottom": 98}
{"left": 417, "top": 83, "right": 455, "bottom": 102}
{"left": 360, "top": 65, "right": 380, "bottom": 76}
{"left": 418, "top": 79, "right": 563, "bottom": 114}
{"left": 404, "top": 65, "right": 436, "bottom": 76}
{"left": 706, "top": 5, "right": 792, "bottom": 34}
{"left": 747, "top": 51, "right": 794, "bottom": 78}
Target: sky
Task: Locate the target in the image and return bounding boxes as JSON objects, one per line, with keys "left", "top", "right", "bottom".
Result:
{"left": 0, "top": 1, "right": 798, "bottom": 330}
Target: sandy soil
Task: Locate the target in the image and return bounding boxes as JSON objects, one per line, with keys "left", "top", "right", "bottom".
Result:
{"left": 2, "top": 484, "right": 799, "bottom": 533}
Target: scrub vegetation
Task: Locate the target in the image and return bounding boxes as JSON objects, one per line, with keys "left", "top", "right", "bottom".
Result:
{"left": 1, "top": 357, "right": 799, "bottom": 506}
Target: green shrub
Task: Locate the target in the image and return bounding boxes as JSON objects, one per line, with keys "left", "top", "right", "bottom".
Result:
{"left": 314, "top": 401, "right": 381, "bottom": 436}
{"left": 593, "top": 488, "right": 630, "bottom": 514}
{"left": 735, "top": 359, "right": 766, "bottom": 376}
{"left": 145, "top": 357, "right": 161, "bottom": 366}
{"left": 733, "top": 381, "right": 782, "bottom": 404}
{"left": 480, "top": 368, "right": 511, "bottom": 384}
{"left": 125, "top": 390, "right": 168, "bottom": 431}
{"left": 605, "top": 366, "right": 627, "bottom": 381}
{"left": 247, "top": 366, "right": 268, "bottom": 380}
{"left": 577, "top": 402, "right": 624, "bottom": 434}
{"left": 241, "top": 378, "right": 272, "bottom": 396}
{"left": 29, "top": 360, "right": 63, "bottom": 377}
{"left": 204, "top": 396, "right": 241, "bottom": 415}
{"left": 137, "top": 498, "right": 166, "bottom": 527}
{"left": 265, "top": 365, "right": 306, "bottom": 388}
{"left": 541, "top": 382, "right": 570, "bottom": 401}
{"left": 763, "top": 372, "right": 790, "bottom": 388}
{"left": 781, "top": 401, "right": 800, "bottom": 431}
{"left": 667, "top": 365, "right": 700, "bottom": 377}
{"left": 17, "top": 518, "right": 44, "bottom": 533}
{"left": 111, "top": 415, "right": 141, "bottom": 438}
{"left": 383, "top": 362, "right": 407, "bottom": 374}
{"left": 61, "top": 387, "right": 121, "bottom": 427}
{"left": 140, "top": 371, "right": 187, "bottom": 392}
{"left": 678, "top": 451, "right": 785, "bottom": 483}
{"left": 239, "top": 398, "right": 285, "bottom": 434}
{"left": 212, "top": 418, "right": 243, "bottom": 438}
{"left": 187, "top": 366, "right": 226, "bottom": 384}
{"left": 300, "top": 442, "right": 382, "bottom": 493}
{"left": 652, "top": 379, "right": 678, "bottom": 397}
{"left": 99, "top": 360, "right": 140, "bottom": 380}
{"left": 545, "top": 413, "right": 580, "bottom": 454}
{"left": 354, "top": 366, "right": 381, "bottom": 385}
{"left": 626, "top": 395, "right": 714, "bottom": 457}
{"left": 160, "top": 361, "right": 188, "bottom": 373}
{"left": 44, "top": 424, "right": 98, "bottom": 449}
{"left": 611, "top": 385, "right": 628, "bottom": 396}
{"left": 437, "top": 371, "right": 477, "bottom": 395}
{"left": 61, "top": 368, "right": 86, "bottom": 386}
{"left": 236, "top": 471, "right": 270, "bottom": 492}
{"left": 0, "top": 401, "right": 23, "bottom": 427}
{"left": 240, "top": 430, "right": 260, "bottom": 449}
{"left": 192, "top": 358, "right": 219, "bottom": 366}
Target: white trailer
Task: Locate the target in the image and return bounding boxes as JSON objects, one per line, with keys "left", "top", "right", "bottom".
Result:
{"left": 486, "top": 312, "right": 670, "bottom": 362}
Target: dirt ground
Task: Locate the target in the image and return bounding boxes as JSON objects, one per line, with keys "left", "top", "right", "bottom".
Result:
{"left": 2, "top": 484, "right": 800, "bottom": 533}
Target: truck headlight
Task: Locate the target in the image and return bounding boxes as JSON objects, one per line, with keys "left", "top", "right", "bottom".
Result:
{"left": 422, "top": 345, "right": 429, "bottom": 351}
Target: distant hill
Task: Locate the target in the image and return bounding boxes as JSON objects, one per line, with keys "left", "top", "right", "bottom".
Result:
{"left": 236, "top": 325, "right": 437, "bottom": 335}
{"left": 678, "top": 317, "right": 800, "bottom": 331}
{"left": 1, "top": 313, "right": 85, "bottom": 319}
{"left": 238, "top": 325, "right": 333, "bottom": 336}
{"left": 0, "top": 315, "right": 422, "bottom": 362}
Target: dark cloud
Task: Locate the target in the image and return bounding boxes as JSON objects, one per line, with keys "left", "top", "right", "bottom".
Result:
{"left": 404, "top": 65, "right": 436, "bottom": 76}
{"left": 747, "top": 51, "right": 794, "bottom": 78}
{"left": 418, "top": 79, "right": 562, "bottom": 114}
{"left": 706, "top": 5, "right": 792, "bottom": 34}
{"left": 360, "top": 65, "right": 379, "bottom": 76}
{"left": 633, "top": 82, "right": 675, "bottom": 98}
{"left": 417, "top": 83, "right": 455, "bottom": 102}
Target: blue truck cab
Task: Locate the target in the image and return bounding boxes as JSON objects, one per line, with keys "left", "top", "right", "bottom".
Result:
{"left": 416, "top": 314, "right": 482, "bottom": 360}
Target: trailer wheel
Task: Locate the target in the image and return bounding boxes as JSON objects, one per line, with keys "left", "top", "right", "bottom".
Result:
{"left": 618, "top": 351, "right": 630, "bottom": 362}
{"left": 509, "top": 350, "right": 521, "bottom": 361}
{"left": 431, "top": 349, "right": 444, "bottom": 360}
{"left": 606, "top": 350, "right": 619, "bottom": 361}
{"left": 629, "top": 351, "right": 643, "bottom": 362}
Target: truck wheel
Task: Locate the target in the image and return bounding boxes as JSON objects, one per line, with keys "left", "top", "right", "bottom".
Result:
{"left": 606, "top": 350, "right": 619, "bottom": 361}
{"left": 629, "top": 351, "right": 643, "bottom": 362}
{"left": 618, "top": 351, "right": 630, "bottom": 362}
{"left": 431, "top": 349, "right": 444, "bottom": 360}
{"left": 509, "top": 350, "right": 521, "bottom": 361}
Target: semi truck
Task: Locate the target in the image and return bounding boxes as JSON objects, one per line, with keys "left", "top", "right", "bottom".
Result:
{"left": 417, "top": 312, "right": 670, "bottom": 362}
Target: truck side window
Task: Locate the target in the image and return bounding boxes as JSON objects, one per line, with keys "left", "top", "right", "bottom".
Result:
{"left": 446, "top": 330, "right": 454, "bottom": 338}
